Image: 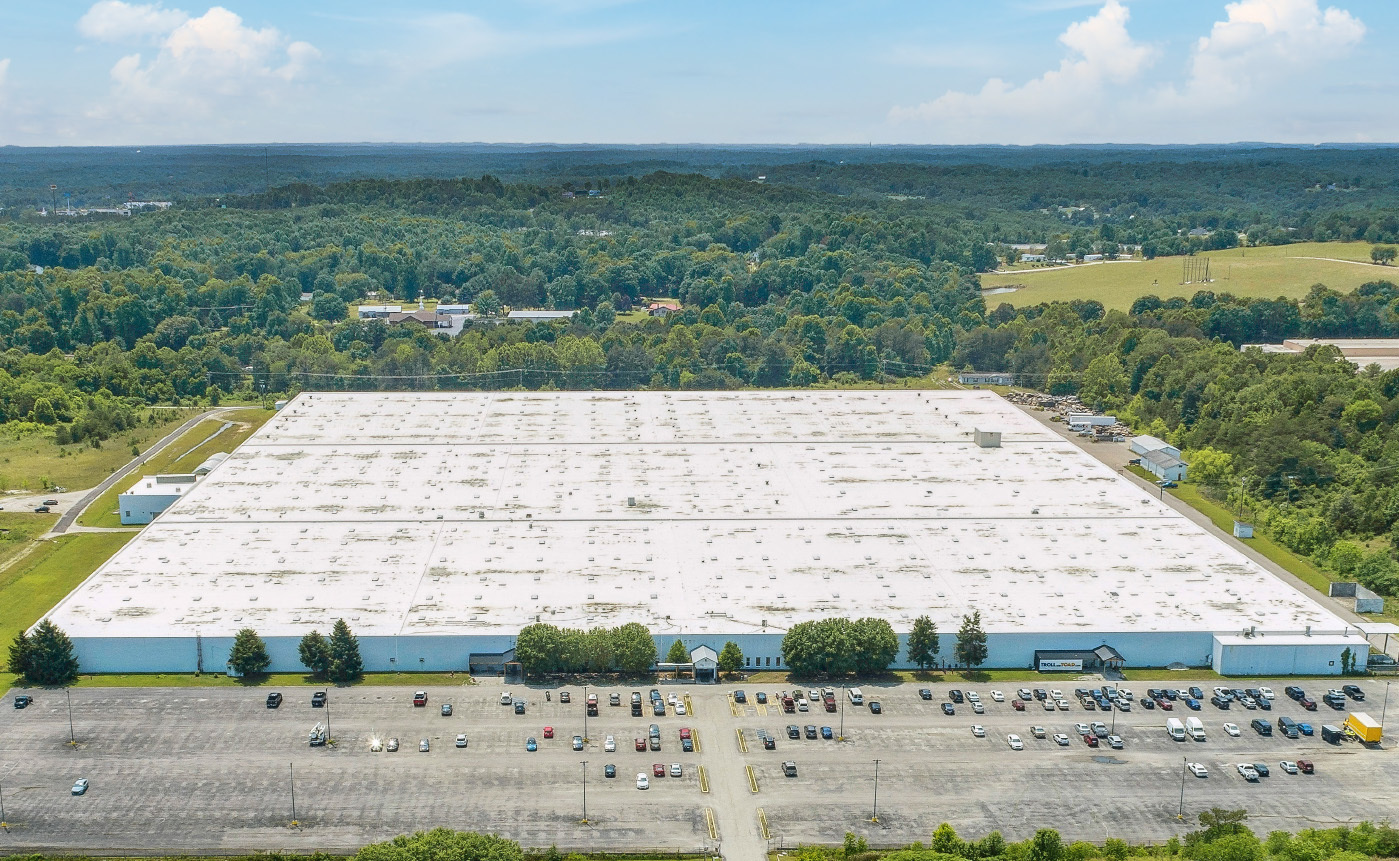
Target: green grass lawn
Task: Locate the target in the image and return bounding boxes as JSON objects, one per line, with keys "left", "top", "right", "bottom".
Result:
{"left": 79, "top": 408, "right": 274, "bottom": 528}
{"left": 0, "top": 408, "right": 201, "bottom": 493}
{"left": 982, "top": 241, "right": 1394, "bottom": 310}
{"left": 0, "top": 510, "right": 60, "bottom": 569}
{"left": 0, "top": 530, "right": 135, "bottom": 689}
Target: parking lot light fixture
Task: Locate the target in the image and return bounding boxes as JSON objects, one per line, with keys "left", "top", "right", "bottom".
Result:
{"left": 1381, "top": 682, "right": 1391, "bottom": 727}
{"left": 583, "top": 684, "right": 589, "bottom": 743}
{"left": 1177, "top": 756, "right": 1186, "bottom": 820}
{"left": 289, "top": 762, "right": 299, "bottom": 827}
{"left": 839, "top": 685, "right": 846, "bottom": 741}
{"left": 580, "top": 760, "right": 588, "bottom": 824}
{"left": 871, "top": 758, "right": 881, "bottom": 823}
{"left": 1, "top": 779, "right": 8, "bottom": 828}
{"left": 66, "top": 688, "right": 76, "bottom": 746}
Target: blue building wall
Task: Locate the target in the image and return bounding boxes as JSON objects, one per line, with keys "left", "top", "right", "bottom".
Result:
{"left": 71, "top": 629, "right": 1225, "bottom": 674}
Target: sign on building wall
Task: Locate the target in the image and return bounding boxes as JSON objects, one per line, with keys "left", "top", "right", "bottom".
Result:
{"left": 1037, "top": 659, "right": 1083, "bottom": 671}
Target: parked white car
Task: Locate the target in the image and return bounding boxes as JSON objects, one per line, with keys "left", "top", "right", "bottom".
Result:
{"left": 1223, "top": 723, "right": 1241, "bottom": 737}
{"left": 971, "top": 724, "right": 986, "bottom": 737}
{"left": 1007, "top": 734, "right": 1024, "bottom": 750}
{"left": 1187, "top": 762, "right": 1209, "bottom": 777}
{"left": 604, "top": 735, "right": 616, "bottom": 752}
{"left": 1278, "top": 760, "right": 1299, "bottom": 774}
{"left": 990, "top": 690, "right": 1005, "bottom": 702}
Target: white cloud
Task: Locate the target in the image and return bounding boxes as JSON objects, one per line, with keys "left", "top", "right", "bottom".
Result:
{"left": 78, "top": 1, "right": 188, "bottom": 42}
{"left": 0, "top": 58, "right": 9, "bottom": 90}
{"left": 1173, "top": 0, "right": 1365, "bottom": 103}
{"left": 89, "top": 6, "right": 320, "bottom": 130}
{"left": 889, "top": 0, "right": 1156, "bottom": 139}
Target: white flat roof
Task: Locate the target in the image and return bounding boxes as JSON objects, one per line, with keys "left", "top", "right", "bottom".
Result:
{"left": 47, "top": 390, "right": 1353, "bottom": 639}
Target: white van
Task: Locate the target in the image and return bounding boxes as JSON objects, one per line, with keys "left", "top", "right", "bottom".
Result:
{"left": 1166, "top": 717, "right": 1186, "bottom": 741}
{"left": 500, "top": 691, "right": 513, "bottom": 705}
{"left": 1184, "top": 716, "right": 1206, "bottom": 741}
{"left": 848, "top": 688, "right": 864, "bottom": 706}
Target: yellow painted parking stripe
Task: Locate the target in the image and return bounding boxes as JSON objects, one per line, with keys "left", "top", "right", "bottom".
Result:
{"left": 693, "top": 728, "right": 702, "bottom": 753}
{"left": 757, "top": 703, "right": 767, "bottom": 716}
{"left": 746, "top": 764, "right": 759, "bottom": 793}
{"left": 699, "top": 765, "right": 710, "bottom": 794}
{"left": 757, "top": 807, "right": 771, "bottom": 840}
{"left": 705, "top": 807, "right": 718, "bottom": 840}
{"left": 736, "top": 728, "right": 748, "bottom": 753}
{"left": 684, "top": 693, "right": 694, "bottom": 716}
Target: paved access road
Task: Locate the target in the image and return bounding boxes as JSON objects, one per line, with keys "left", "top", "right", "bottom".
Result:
{"left": 0, "top": 681, "right": 1393, "bottom": 858}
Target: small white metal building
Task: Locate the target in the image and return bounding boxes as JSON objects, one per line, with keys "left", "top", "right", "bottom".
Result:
{"left": 958, "top": 372, "right": 1013, "bottom": 385}
{"left": 1130, "top": 435, "right": 1180, "bottom": 459}
{"left": 357, "top": 305, "right": 401, "bottom": 319}
{"left": 1141, "top": 449, "right": 1188, "bottom": 481}
{"left": 117, "top": 474, "right": 198, "bottom": 525}
{"left": 1212, "top": 634, "right": 1369, "bottom": 676}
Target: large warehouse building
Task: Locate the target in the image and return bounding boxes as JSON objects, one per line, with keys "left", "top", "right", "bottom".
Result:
{"left": 46, "top": 390, "right": 1370, "bottom": 676}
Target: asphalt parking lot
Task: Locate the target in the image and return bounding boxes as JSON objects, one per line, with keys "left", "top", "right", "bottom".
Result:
{"left": 0, "top": 680, "right": 1393, "bottom": 856}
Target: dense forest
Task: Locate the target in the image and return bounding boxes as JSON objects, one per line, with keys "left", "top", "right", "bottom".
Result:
{"left": 958, "top": 287, "right": 1399, "bottom": 595}
{"left": 2, "top": 146, "right": 1398, "bottom": 596}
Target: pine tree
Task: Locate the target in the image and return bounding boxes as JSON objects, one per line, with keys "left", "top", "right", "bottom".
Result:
{"left": 227, "top": 627, "right": 271, "bottom": 676}
{"left": 906, "top": 615, "right": 940, "bottom": 670}
{"left": 327, "top": 618, "right": 363, "bottom": 683}
{"left": 666, "top": 639, "right": 689, "bottom": 664}
{"left": 7, "top": 630, "right": 32, "bottom": 677}
{"left": 954, "top": 611, "right": 988, "bottom": 669}
{"left": 298, "top": 631, "right": 331, "bottom": 678}
{"left": 26, "top": 619, "right": 80, "bottom": 685}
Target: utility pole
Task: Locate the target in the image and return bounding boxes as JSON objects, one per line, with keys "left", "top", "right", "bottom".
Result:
{"left": 66, "top": 688, "right": 76, "bottom": 745}
{"left": 580, "top": 760, "right": 589, "bottom": 824}
{"left": 871, "top": 759, "right": 881, "bottom": 823}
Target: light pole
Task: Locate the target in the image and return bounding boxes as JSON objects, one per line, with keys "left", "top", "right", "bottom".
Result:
{"left": 583, "top": 684, "right": 589, "bottom": 743}
{"left": 66, "top": 688, "right": 76, "bottom": 745}
{"left": 1381, "top": 682, "right": 1392, "bottom": 727}
{"left": 1177, "top": 756, "right": 1187, "bottom": 820}
{"left": 580, "top": 760, "right": 589, "bottom": 824}
{"left": 871, "top": 759, "right": 881, "bottom": 823}
{"left": 839, "top": 685, "right": 846, "bottom": 741}
{"left": 289, "top": 763, "right": 298, "bottom": 826}
{"left": 324, "top": 697, "right": 331, "bottom": 745}
{"left": 1, "top": 779, "right": 8, "bottom": 829}
{"left": 1110, "top": 684, "right": 1117, "bottom": 734}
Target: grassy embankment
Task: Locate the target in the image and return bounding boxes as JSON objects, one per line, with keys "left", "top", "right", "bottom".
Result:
{"left": 982, "top": 241, "right": 1392, "bottom": 310}
{"left": 0, "top": 407, "right": 200, "bottom": 492}
{"left": 0, "top": 530, "right": 136, "bottom": 690}
{"left": 78, "top": 407, "right": 274, "bottom": 528}
{"left": 1124, "top": 466, "right": 1397, "bottom": 625}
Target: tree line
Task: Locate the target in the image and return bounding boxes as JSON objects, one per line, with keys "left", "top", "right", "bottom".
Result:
{"left": 960, "top": 288, "right": 1399, "bottom": 596}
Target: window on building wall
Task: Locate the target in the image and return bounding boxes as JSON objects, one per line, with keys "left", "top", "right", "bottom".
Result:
{"left": 776, "top": 657, "right": 782, "bottom": 666}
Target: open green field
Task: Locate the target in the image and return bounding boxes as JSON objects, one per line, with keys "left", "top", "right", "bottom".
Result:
{"left": 0, "top": 530, "right": 135, "bottom": 689}
{"left": 0, "top": 510, "right": 59, "bottom": 569}
{"left": 982, "top": 241, "right": 1393, "bottom": 310}
{"left": 79, "top": 408, "right": 274, "bottom": 528}
{"left": 0, "top": 408, "right": 200, "bottom": 493}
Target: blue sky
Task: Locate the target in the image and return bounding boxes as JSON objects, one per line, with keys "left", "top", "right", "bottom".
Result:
{"left": 0, "top": 0, "right": 1393, "bottom": 145}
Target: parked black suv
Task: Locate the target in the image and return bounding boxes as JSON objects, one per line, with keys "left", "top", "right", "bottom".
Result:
{"left": 948, "top": 689, "right": 964, "bottom": 703}
{"left": 1210, "top": 695, "right": 1231, "bottom": 709}
{"left": 266, "top": 692, "right": 283, "bottom": 708}
{"left": 1251, "top": 718, "right": 1272, "bottom": 736}
{"left": 786, "top": 725, "right": 801, "bottom": 739}
{"left": 1285, "top": 686, "right": 1305, "bottom": 700}
{"left": 311, "top": 691, "right": 326, "bottom": 707}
